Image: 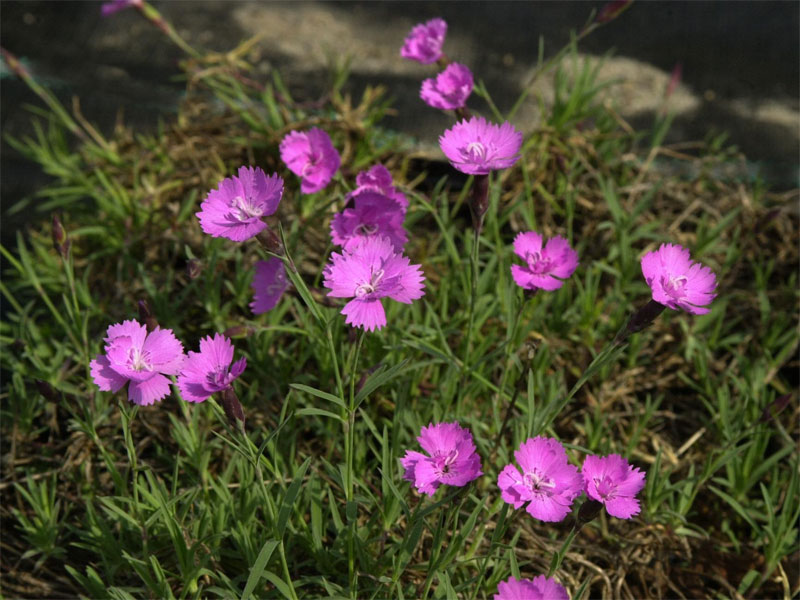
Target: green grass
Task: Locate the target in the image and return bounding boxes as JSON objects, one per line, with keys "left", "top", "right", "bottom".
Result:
{"left": 2, "top": 5, "right": 798, "bottom": 599}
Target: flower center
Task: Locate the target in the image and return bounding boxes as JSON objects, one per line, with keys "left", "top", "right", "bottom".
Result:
{"left": 593, "top": 476, "right": 616, "bottom": 500}
{"left": 525, "top": 251, "right": 553, "bottom": 275}
{"left": 355, "top": 267, "right": 384, "bottom": 298}
{"left": 464, "top": 141, "right": 487, "bottom": 161}
{"left": 301, "top": 152, "right": 320, "bottom": 177}
{"left": 355, "top": 223, "right": 379, "bottom": 236}
{"left": 433, "top": 449, "right": 459, "bottom": 476}
{"left": 523, "top": 468, "right": 555, "bottom": 495}
{"left": 127, "top": 347, "right": 152, "bottom": 372}
{"left": 207, "top": 366, "right": 233, "bottom": 390}
{"left": 232, "top": 195, "right": 263, "bottom": 221}
{"left": 662, "top": 274, "right": 688, "bottom": 299}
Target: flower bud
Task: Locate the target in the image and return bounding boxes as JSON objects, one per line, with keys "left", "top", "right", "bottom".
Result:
{"left": 576, "top": 498, "right": 603, "bottom": 528}
{"left": 186, "top": 258, "right": 203, "bottom": 280}
{"left": 760, "top": 393, "right": 791, "bottom": 424}
{"left": 256, "top": 227, "right": 284, "bottom": 255}
{"left": 220, "top": 387, "right": 245, "bottom": 430}
{"left": 223, "top": 325, "right": 254, "bottom": 339}
{"left": 52, "top": 214, "right": 70, "bottom": 259}
{"left": 35, "top": 379, "right": 59, "bottom": 402}
{"left": 469, "top": 174, "right": 490, "bottom": 235}
{"left": 137, "top": 299, "right": 159, "bottom": 332}
{"left": 595, "top": 0, "right": 633, "bottom": 24}
{"left": 616, "top": 299, "right": 666, "bottom": 345}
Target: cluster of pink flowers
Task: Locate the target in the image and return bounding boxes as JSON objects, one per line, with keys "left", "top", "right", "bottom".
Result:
{"left": 91, "top": 322, "right": 245, "bottom": 407}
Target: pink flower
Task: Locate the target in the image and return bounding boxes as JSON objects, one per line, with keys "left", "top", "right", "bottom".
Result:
{"left": 582, "top": 454, "right": 645, "bottom": 519}
{"left": 196, "top": 166, "right": 283, "bottom": 242}
{"left": 497, "top": 437, "right": 584, "bottom": 522}
{"left": 250, "top": 258, "right": 288, "bottom": 314}
{"left": 347, "top": 164, "right": 408, "bottom": 212}
{"left": 494, "top": 576, "right": 569, "bottom": 600}
{"left": 322, "top": 236, "right": 425, "bottom": 331}
{"left": 420, "top": 63, "right": 473, "bottom": 110}
{"left": 439, "top": 116, "right": 522, "bottom": 175}
{"left": 510, "top": 231, "right": 579, "bottom": 291}
{"left": 331, "top": 191, "right": 407, "bottom": 252}
{"left": 401, "top": 422, "right": 482, "bottom": 496}
{"left": 101, "top": 0, "right": 141, "bottom": 17}
{"left": 177, "top": 334, "right": 247, "bottom": 403}
{"left": 279, "top": 128, "right": 340, "bottom": 194}
{"left": 90, "top": 320, "right": 184, "bottom": 406}
{"left": 400, "top": 18, "right": 447, "bottom": 64}
{"left": 640, "top": 243, "right": 717, "bottom": 315}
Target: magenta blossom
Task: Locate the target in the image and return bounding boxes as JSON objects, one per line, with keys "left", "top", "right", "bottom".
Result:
{"left": 640, "top": 243, "right": 717, "bottom": 315}
{"left": 510, "top": 231, "right": 579, "bottom": 291}
{"left": 251, "top": 258, "right": 288, "bottom": 314}
{"left": 347, "top": 164, "right": 408, "bottom": 212}
{"left": 420, "top": 62, "right": 474, "bottom": 110}
{"left": 494, "top": 576, "right": 569, "bottom": 600}
{"left": 331, "top": 191, "right": 407, "bottom": 252}
{"left": 101, "top": 0, "right": 141, "bottom": 16}
{"left": 401, "top": 422, "right": 482, "bottom": 496}
{"left": 497, "top": 436, "right": 584, "bottom": 522}
{"left": 439, "top": 116, "right": 522, "bottom": 175}
{"left": 279, "top": 128, "right": 340, "bottom": 194}
{"left": 582, "top": 454, "right": 646, "bottom": 519}
{"left": 177, "top": 334, "right": 246, "bottom": 403}
{"left": 196, "top": 166, "right": 283, "bottom": 242}
{"left": 90, "top": 320, "right": 184, "bottom": 406}
{"left": 323, "top": 235, "right": 425, "bottom": 331}
{"left": 400, "top": 18, "right": 447, "bottom": 64}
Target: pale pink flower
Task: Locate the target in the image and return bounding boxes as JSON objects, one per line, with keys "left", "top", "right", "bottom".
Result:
{"left": 439, "top": 116, "right": 522, "bottom": 175}
{"left": 196, "top": 166, "right": 283, "bottom": 242}
{"left": 494, "top": 576, "right": 569, "bottom": 600}
{"left": 347, "top": 164, "right": 408, "bottom": 212}
{"left": 250, "top": 258, "right": 288, "bottom": 314}
{"left": 279, "top": 128, "right": 340, "bottom": 194}
{"left": 331, "top": 191, "right": 407, "bottom": 252}
{"left": 177, "top": 334, "right": 246, "bottom": 403}
{"left": 401, "top": 422, "right": 482, "bottom": 496}
{"left": 582, "top": 454, "right": 645, "bottom": 519}
{"left": 497, "top": 437, "right": 584, "bottom": 522}
{"left": 510, "top": 231, "right": 579, "bottom": 291}
{"left": 640, "top": 243, "right": 717, "bottom": 315}
{"left": 90, "top": 320, "right": 184, "bottom": 406}
{"left": 322, "top": 236, "right": 425, "bottom": 331}
{"left": 400, "top": 18, "right": 447, "bottom": 64}
{"left": 420, "top": 63, "right": 473, "bottom": 110}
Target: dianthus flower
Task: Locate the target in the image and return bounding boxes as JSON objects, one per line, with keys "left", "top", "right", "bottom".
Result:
{"left": 322, "top": 235, "right": 425, "bottom": 331}
{"left": 400, "top": 18, "right": 447, "bottom": 64}
{"left": 497, "top": 436, "right": 584, "bottom": 522}
{"left": 640, "top": 243, "right": 717, "bottom": 315}
{"left": 347, "top": 164, "right": 408, "bottom": 212}
{"left": 494, "top": 575, "right": 569, "bottom": 600}
{"left": 331, "top": 191, "right": 407, "bottom": 252}
{"left": 250, "top": 258, "right": 288, "bottom": 314}
{"left": 279, "top": 128, "right": 340, "bottom": 194}
{"left": 101, "top": 0, "right": 141, "bottom": 16}
{"left": 439, "top": 116, "right": 522, "bottom": 175}
{"left": 401, "top": 422, "right": 482, "bottom": 496}
{"left": 421, "top": 62, "right": 474, "bottom": 110}
{"left": 582, "top": 454, "right": 645, "bottom": 519}
{"left": 90, "top": 320, "right": 184, "bottom": 406}
{"left": 510, "top": 231, "right": 579, "bottom": 291}
{"left": 196, "top": 166, "right": 283, "bottom": 242}
{"left": 177, "top": 334, "right": 246, "bottom": 403}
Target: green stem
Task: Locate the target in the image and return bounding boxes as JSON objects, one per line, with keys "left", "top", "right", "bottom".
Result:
{"left": 345, "top": 330, "right": 366, "bottom": 598}
{"left": 547, "top": 526, "right": 579, "bottom": 577}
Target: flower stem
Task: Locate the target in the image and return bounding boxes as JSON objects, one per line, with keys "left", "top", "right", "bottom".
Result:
{"left": 547, "top": 525, "right": 579, "bottom": 577}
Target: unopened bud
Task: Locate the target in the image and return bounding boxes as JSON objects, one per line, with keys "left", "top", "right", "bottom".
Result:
{"left": 469, "top": 174, "right": 490, "bottom": 235}
{"left": 760, "top": 394, "right": 792, "bottom": 424}
{"left": 256, "top": 227, "right": 283, "bottom": 254}
{"left": 595, "top": 0, "right": 633, "bottom": 24}
{"left": 138, "top": 299, "right": 159, "bottom": 332}
{"left": 52, "top": 214, "right": 70, "bottom": 259}
{"left": 220, "top": 387, "right": 245, "bottom": 430}
{"left": 186, "top": 258, "right": 203, "bottom": 279}
{"left": 223, "top": 325, "right": 253, "bottom": 339}
{"left": 616, "top": 299, "right": 665, "bottom": 345}
{"left": 576, "top": 498, "right": 603, "bottom": 528}
{"left": 35, "top": 379, "right": 59, "bottom": 402}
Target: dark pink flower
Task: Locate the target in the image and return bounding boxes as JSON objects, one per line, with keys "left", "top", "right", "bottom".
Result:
{"left": 331, "top": 191, "right": 407, "bottom": 252}
{"left": 400, "top": 18, "right": 447, "bottom": 64}
{"left": 510, "top": 231, "right": 579, "bottom": 291}
{"left": 494, "top": 575, "right": 569, "bottom": 600}
{"left": 279, "top": 128, "right": 340, "bottom": 194}
{"left": 401, "top": 422, "right": 482, "bottom": 496}
{"left": 640, "top": 243, "right": 717, "bottom": 315}
{"left": 196, "top": 166, "right": 283, "bottom": 242}
{"left": 347, "top": 164, "right": 408, "bottom": 212}
{"left": 439, "top": 116, "right": 522, "bottom": 175}
{"left": 582, "top": 454, "right": 645, "bottom": 519}
{"left": 420, "top": 63, "right": 473, "bottom": 110}
{"left": 323, "top": 236, "right": 425, "bottom": 331}
{"left": 90, "top": 320, "right": 184, "bottom": 406}
{"left": 250, "top": 258, "right": 288, "bottom": 314}
{"left": 177, "top": 334, "right": 246, "bottom": 403}
{"left": 497, "top": 437, "right": 584, "bottom": 522}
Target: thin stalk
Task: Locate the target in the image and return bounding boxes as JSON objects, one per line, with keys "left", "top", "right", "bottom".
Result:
{"left": 118, "top": 400, "right": 149, "bottom": 558}
{"left": 548, "top": 525, "right": 579, "bottom": 577}
{"left": 345, "top": 330, "right": 366, "bottom": 598}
